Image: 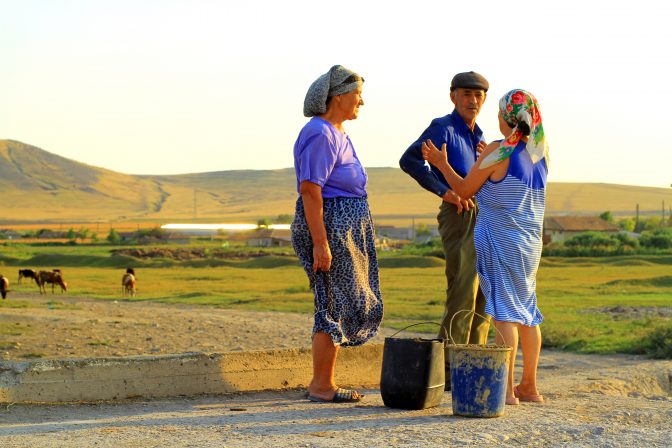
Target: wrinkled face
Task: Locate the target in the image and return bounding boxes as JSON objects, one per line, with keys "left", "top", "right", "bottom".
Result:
{"left": 336, "top": 86, "right": 364, "bottom": 120}
{"left": 450, "top": 88, "right": 486, "bottom": 125}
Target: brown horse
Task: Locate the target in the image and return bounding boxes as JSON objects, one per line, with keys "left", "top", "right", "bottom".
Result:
{"left": 37, "top": 270, "right": 68, "bottom": 294}
{"left": 122, "top": 273, "right": 137, "bottom": 297}
{"left": 1, "top": 275, "right": 9, "bottom": 299}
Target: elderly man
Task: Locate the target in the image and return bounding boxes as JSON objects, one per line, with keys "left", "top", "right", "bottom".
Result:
{"left": 399, "top": 71, "right": 491, "bottom": 388}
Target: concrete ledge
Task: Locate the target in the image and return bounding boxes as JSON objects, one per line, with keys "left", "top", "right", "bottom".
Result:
{"left": 0, "top": 344, "right": 384, "bottom": 403}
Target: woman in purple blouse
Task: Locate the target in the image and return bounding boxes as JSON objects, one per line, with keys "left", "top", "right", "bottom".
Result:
{"left": 291, "top": 65, "right": 384, "bottom": 403}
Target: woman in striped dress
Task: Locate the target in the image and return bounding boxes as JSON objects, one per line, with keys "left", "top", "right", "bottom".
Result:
{"left": 422, "top": 89, "right": 548, "bottom": 406}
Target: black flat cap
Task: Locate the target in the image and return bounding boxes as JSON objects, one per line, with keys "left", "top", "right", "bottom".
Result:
{"left": 450, "top": 71, "right": 489, "bottom": 92}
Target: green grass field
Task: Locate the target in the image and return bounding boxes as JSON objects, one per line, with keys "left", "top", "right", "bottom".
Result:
{"left": 1, "top": 245, "right": 670, "bottom": 357}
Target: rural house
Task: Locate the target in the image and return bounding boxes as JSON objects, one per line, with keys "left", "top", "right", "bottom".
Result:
{"left": 37, "top": 231, "right": 68, "bottom": 239}
{"left": 0, "top": 229, "right": 22, "bottom": 240}
{"left": 376, "top": 224, "right": 440, "bottom": 242}
{"left": 376, "top": 225, "right": 413, "bottom": 241}
{"left": 164, "top": 233, "right": 191, "bottom": 245}
{"left": 117, "top": 232, "right": 137, "bottom": 243}
{"left": 246, "top": 229, "right": 292, "bottom": 247}
{"left": 543, "top": 216, "right": 620, "bottom": 244}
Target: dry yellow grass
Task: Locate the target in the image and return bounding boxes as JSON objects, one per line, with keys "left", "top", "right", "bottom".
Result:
{"left": 2, "top": 139, "right": 670, "bottom": 226}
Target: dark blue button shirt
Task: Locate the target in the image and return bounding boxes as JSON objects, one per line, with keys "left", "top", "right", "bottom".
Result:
{"left": 399, "top": 109, "right": 484, "bottom": 198}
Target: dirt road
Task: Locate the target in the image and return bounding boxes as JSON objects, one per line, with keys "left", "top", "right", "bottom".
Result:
{"left": 1, "top": 350, "right": 671, "bottom": 447}
{"left": 1, "top": 293, "right": 671, "bottom": 447}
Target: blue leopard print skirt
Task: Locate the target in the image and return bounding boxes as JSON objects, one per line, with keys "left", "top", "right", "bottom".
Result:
{"left": 291, "top": 196, "right": 384, "bottom": 347}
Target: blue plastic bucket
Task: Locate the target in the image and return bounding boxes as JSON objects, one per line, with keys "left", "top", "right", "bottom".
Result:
{"left": 448, "top": 344, "right": 511, "bottom": 418}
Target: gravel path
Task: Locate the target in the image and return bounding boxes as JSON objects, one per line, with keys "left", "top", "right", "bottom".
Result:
{"left": 1, "top": 350, "right": 671, "bottom": 447}
{"left": 1, "top": 294, "right": 671, "bottom": 447}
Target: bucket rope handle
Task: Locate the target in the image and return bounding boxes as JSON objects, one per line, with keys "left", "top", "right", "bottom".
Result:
{"left": 447, "top": 309, "right": 507, "bottom": 346}
{"left": 389, "top": 321, "right": 448, "bottom": 340}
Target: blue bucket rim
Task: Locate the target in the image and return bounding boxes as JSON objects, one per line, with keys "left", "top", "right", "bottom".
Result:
{"left": 447, "top": 343, "right": 511, "bottom": 352}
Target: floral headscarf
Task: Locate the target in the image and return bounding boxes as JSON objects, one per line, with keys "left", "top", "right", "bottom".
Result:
{"left": 480, "top": 89, "right": 549, "bottom": 169}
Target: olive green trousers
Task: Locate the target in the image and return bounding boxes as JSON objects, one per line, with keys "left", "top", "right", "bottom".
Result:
{"left": 437, "top": 201, "right": 490, "bottom": 361}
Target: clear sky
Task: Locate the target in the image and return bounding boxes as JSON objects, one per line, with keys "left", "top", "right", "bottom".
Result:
{"left": 1, "top": 0, "right": 671, "bottom": 188}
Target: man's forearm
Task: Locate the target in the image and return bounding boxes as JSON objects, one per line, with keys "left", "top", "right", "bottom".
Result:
{"left": 400, "top": 145, "right": 448, "bottom": 198}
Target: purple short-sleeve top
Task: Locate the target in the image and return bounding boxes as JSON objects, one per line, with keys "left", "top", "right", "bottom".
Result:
{"left": 293, "top": 117, "right": 368, "bottom": 198}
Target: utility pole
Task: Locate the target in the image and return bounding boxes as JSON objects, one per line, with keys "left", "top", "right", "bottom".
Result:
{"left": 635, "top": 204, "right": 640, "bottom": 233}
{"left": 663, "top": 200, "right": 666, "bottom": 227}
{"left": 193, "top": 189, "right": 197, "bottom": 220}
{"left": 411, "top": 216, "right": 415, "bottom": 241}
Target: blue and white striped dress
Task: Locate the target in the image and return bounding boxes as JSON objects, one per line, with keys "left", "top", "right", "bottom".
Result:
{"left": 476, "top": 141, "right": 548, "bottom": 326}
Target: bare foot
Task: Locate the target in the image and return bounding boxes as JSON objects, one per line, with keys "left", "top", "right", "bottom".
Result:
{"left": 506, "top": 395, "right": 520, "bottom": 405}
{"left": 514, "top": 385, "right": 544, "bottom": 403}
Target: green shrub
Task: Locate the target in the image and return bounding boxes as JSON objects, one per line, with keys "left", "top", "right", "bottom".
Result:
{"left": 107, "top": 229, "right": 121, "bottom": 245}
{"left": 640, "top": 228, "right": 672, "bottom": 249}
{"left": 565, "top": 231, "right": 619, "bottom": 249}
{"left": 543, "top": 231, "right": 672, "bottom": 257}
{"left": 398, "top": 239, "right": 445, "bottom": 258}
{"left": 631, "top": 326, "right": 672, "bottom": 359}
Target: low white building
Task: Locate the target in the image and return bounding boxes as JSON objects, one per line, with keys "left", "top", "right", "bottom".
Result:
{"left": 543, "top": 216, "right": 620, "bottom": 244}
{"left": 247, "top": 229, "right": 292, "bottom": 247}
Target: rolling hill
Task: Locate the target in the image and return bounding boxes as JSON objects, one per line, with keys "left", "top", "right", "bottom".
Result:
{"left": 0, "top": 139, "right": 669, "bottom": 225}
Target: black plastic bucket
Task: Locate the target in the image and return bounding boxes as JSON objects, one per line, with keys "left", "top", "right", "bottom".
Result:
{"left": 380, "top": 335, "right": 445, "bottom": 410}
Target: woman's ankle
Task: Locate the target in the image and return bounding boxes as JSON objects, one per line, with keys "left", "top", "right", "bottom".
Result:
{"left": 516, "top": 382, "right": 539, "bottom": 394}
{"left": 308, "top": 382, "right": 337, "bottom": 394}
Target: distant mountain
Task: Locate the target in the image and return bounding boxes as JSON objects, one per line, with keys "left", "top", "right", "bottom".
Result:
{"left": 0, "top": 139, "right": 668, "bottom": 224}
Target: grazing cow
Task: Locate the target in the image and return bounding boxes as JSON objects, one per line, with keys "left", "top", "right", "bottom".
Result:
{"left": 1, "top": 275, "right": 9, "bottom": 299}
{"left": 37, "top": 270, "right": 68, "bottom": 294}
{"left": 122, "top": 273, "right": 137, "bottom": 297}
{"left": 18, "top": 269, "right": 40, "bottom": 286}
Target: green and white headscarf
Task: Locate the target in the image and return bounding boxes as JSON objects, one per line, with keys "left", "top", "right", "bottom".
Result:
{"left": 480, "top": 89, "right": 549, "bottom": 169}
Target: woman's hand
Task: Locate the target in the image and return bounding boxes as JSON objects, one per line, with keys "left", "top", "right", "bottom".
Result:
{"left": 421, "top": 139, "right": 448, "bottom": 168}
{"left": 312, "top": 241, "right": 332, "bottom": 272}
{"left": 476, "top": 140, "right": 486, "bottom": 157}
{"left": 425, "top": 140, "right": 473, "bottom": 213}
{"left": 299, "top": 180, "right": 332, "bottom": 272}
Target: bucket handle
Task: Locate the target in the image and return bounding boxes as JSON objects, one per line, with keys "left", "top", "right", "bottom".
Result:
{"left": 447, "top": 309, "right": 507, "bottom": 347}
{"left": 389, "top": 321, "right": 448, "bottom": 340}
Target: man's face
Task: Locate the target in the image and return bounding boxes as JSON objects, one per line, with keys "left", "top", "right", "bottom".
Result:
{"left": 450, "top": 88, "right": 487, "bottom": 125}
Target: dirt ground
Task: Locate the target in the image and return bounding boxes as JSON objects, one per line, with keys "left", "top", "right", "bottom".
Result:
{"left": 1, "top": 352, "right": 671, "bottom": 447}
{"left": 0, "top": 292, "right": 405, "bottom": 361}
{"left": 1, "top": 292, "right": 671, "bottom": 447}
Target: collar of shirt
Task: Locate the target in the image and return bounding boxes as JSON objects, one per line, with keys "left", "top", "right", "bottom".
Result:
{"left": 449, "top": 109, "right": 484, "bottom": 144}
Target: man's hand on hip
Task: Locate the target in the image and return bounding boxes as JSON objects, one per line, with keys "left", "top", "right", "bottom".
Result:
{"left": 442, "top": 190, "right": 474, "bottom": 214}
